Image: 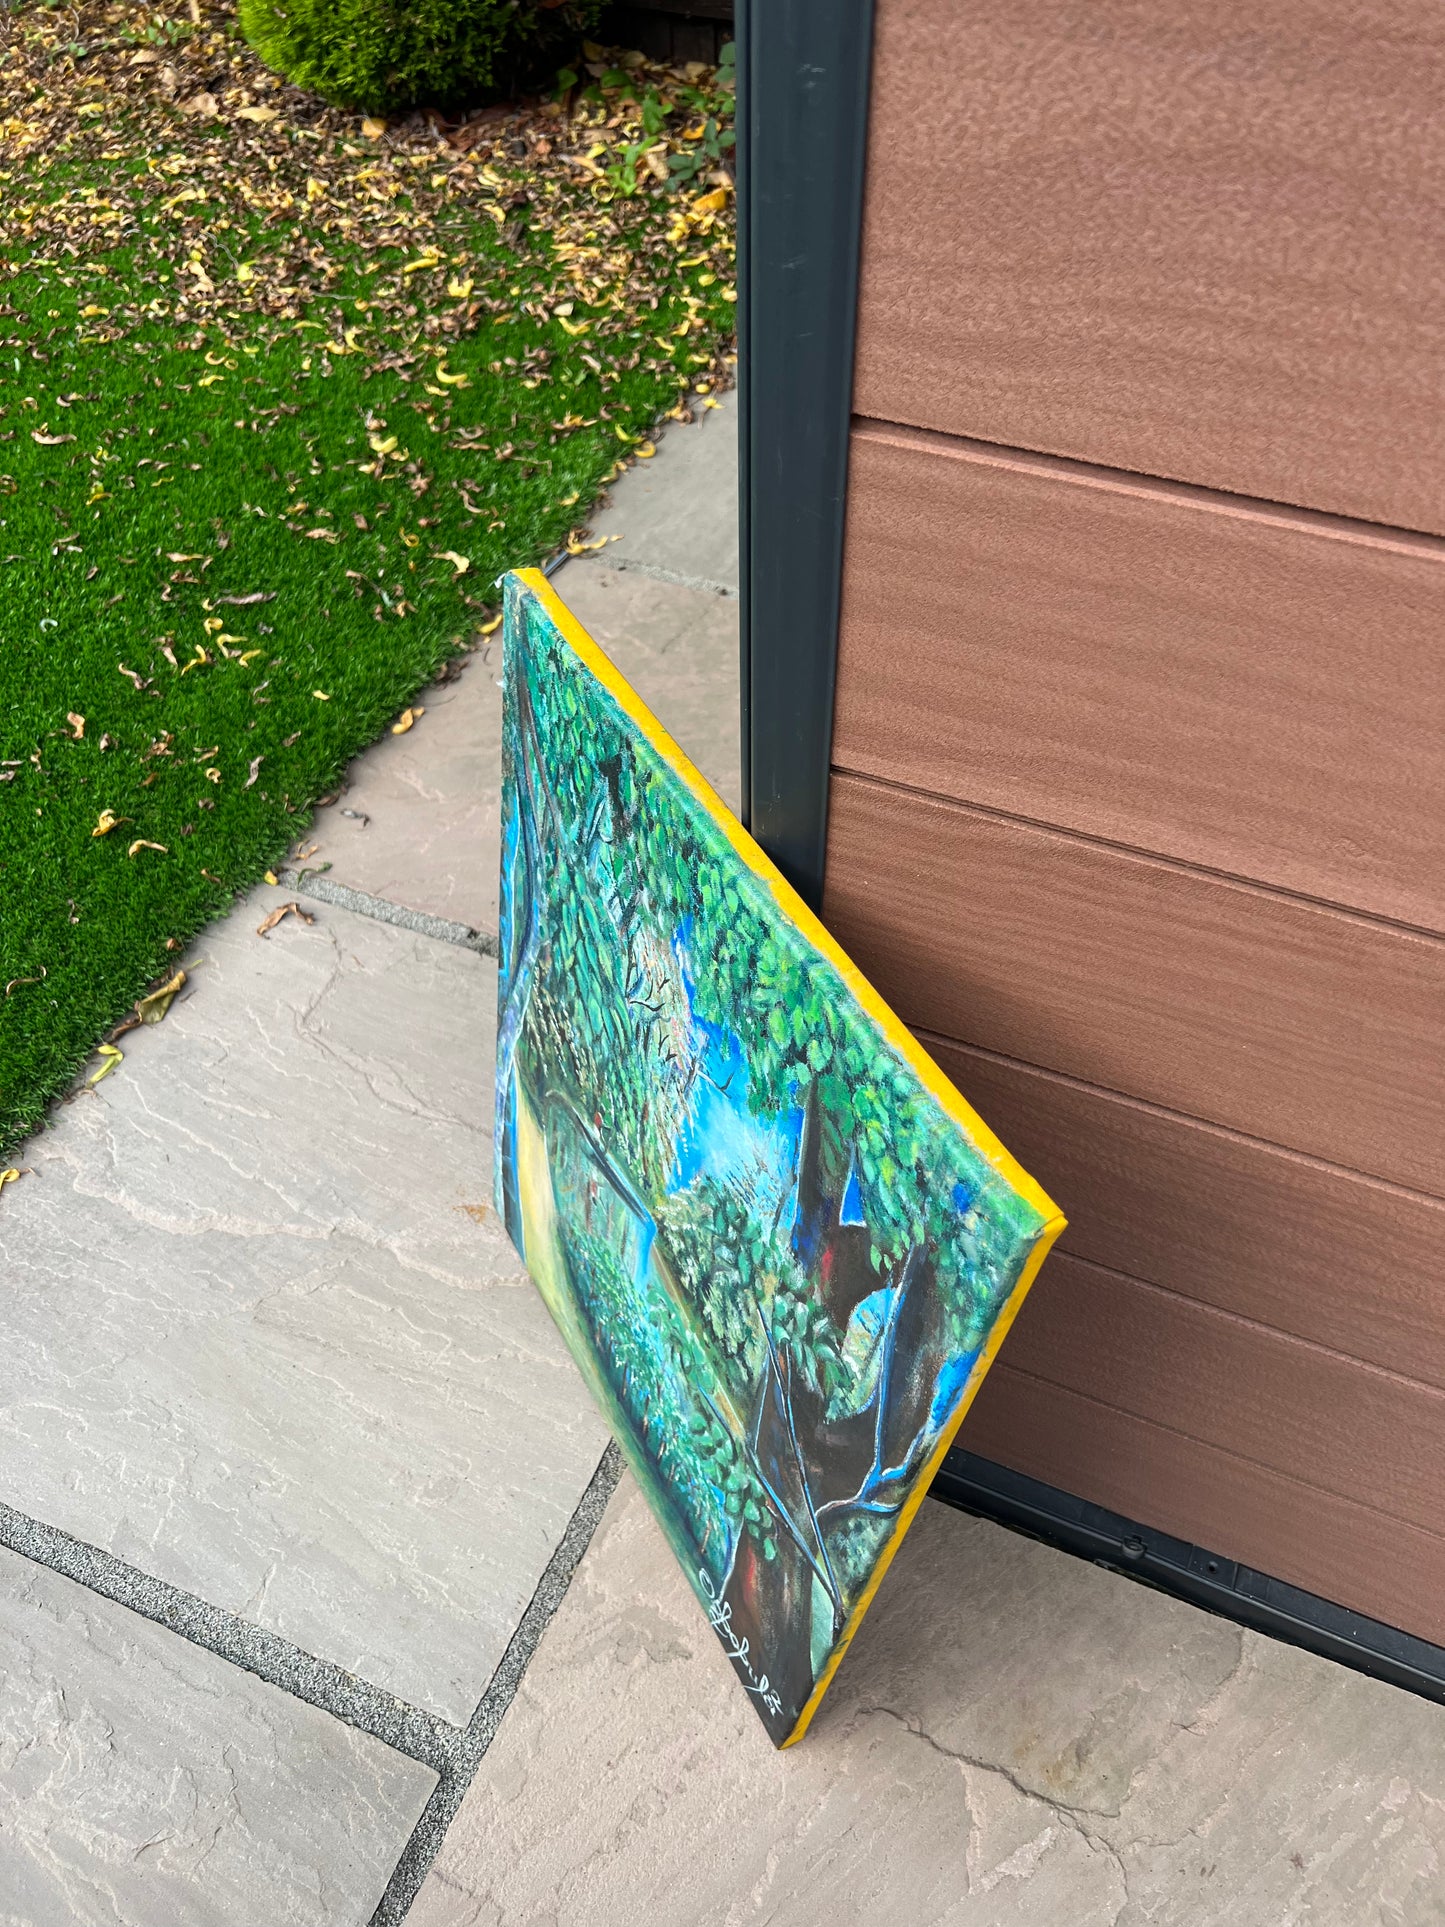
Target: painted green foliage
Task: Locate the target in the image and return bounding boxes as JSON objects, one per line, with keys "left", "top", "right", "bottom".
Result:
{"left": 496, "top": 574, "right": 1052, "bottom": 1742}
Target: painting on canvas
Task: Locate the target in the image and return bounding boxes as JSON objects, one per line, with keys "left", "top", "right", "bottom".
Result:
{"left": 495, "top": 568, "right": 1064, "bottom": 1745}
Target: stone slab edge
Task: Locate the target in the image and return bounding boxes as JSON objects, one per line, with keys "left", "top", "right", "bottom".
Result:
{"left": 0, "top": 1443, "right": 624, "bottom": 1927}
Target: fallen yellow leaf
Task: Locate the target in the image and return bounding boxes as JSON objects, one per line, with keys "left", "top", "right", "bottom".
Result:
{"left": 368, "top": 433, "right": 397, "bottom": 456}
{"left": 436, "top": 551, "right": 470, "bottom": 575}
{"left": 264, "top": 870, "right": 279, "bottom": 886}
{"left": 361, "top": 116, "right": 387, "bottom": 138}
{"left": 434, "top": 362, "right": 469, "bottom": 387}
{"left": 127, "top": 839, "right": 168, "bottom": 857}
{"left": 66, "top": 712, "right": 85, "bottom": 739}
{"left": 88, "top": 1043, "right": 124, "bottom": 1085}
{"left": 693, "top": 185, "right": 730, "bottom": 215}
{"left": 92, "top": 809, "right": 127, "bottom": 836}
{"left": 479, "top": 612, "right": 503, "bottom": 636}
{"left": 392, "top": 706, "right": 424, "bottom": 734}
{"left": 447, "top": 276, "right": 474, "bottom": 299}
{"left": 0, "top": 1168, "right": 23, "bottom": 1192}
{"left": 136, "top": 970, "right": 186, "bottom": 1024}
{"left": 236, "top": 105, "right": 279, "bottom": 124}
{"left": 313, "top": 690, "right": 331, "bottom": 700}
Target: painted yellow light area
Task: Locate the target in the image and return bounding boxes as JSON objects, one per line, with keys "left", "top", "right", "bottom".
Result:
{"left": 509, "top": 567, "right": 1067, "bottom": 1747}
{"left": 513, "top": 1078, "right": 571, "bottom": 1327}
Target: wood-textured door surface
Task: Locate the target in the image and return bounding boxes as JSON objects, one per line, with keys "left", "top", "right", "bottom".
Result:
{"left": 854, "top": 0, "right": 1445, "bottom": 535}
{"left": 835, "top": 0, "right": 1445, "bottom": 1641}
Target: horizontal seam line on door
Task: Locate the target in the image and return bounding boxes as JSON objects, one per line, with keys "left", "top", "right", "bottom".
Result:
{"left": 829, "top": 764, "right": 1445, "bottom": 948}
{"left": 910, "top": 1024, "right": 1445, "bottom": 1214}
{"left": 1049, "top": 1245, "right": 1445, "bottom": 1406}
{"left": 985, "top": 1359, "right": 1445, "bottom": 1552}
{"left": 849, "top": 415, "right": 1445, "bottom": 559}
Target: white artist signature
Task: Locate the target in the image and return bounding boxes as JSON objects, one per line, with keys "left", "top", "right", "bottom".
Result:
{"left": 698, "top": 1568, "right": 783, "bottom": 1717}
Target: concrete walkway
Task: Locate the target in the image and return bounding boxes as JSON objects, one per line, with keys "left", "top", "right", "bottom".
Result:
{"left": 4, "top": 387, "right": 1444, "bottom": 1926}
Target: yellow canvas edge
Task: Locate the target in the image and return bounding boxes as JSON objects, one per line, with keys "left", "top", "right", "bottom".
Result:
{"left": 513, "top": 567, "right": 1064, "bottom": 1230}
{"left": 778, "top": 1212, "right": 1064, "bottom": 1746}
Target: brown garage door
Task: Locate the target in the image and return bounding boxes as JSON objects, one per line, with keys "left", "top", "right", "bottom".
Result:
{"left": 821, "top": 0, "right": 1445, "bottom": 1645}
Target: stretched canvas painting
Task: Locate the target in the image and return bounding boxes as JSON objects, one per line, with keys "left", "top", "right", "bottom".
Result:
{"left": 495, "top": 569, "right": 1065, "bottom": 1746}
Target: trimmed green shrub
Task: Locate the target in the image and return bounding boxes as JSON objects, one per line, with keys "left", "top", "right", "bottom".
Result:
{"left": 238, "top": 0, "right": 606, "bottom": 115}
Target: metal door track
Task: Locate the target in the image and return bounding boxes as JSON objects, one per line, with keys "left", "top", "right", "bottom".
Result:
{"left": 934, "top": 1448, "right": 1445, "bottom": 1708}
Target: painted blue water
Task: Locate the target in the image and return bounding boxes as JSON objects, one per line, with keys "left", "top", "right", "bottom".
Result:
{"left": 666, "top": 929, "right": 805, "bottom": 1225}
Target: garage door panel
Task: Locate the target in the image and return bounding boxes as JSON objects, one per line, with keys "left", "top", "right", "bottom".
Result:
{"left": 856, "top": 0, "right": 1445, "bottom": 534}
{"left": 824, "top": 775, "right": 1445, "bottom": 1193}
{"left": 836, "top": 426, "right": 1445, "bottom": 931}
{"left": 996, "top": 1253, "right": 1445, "bottom": 1539}
{"left": 924, "top": 1036, "right": 1445, "bottom": 1390}
{"left": 961, "top": 1365, "right": 1445, "bottom": 1651}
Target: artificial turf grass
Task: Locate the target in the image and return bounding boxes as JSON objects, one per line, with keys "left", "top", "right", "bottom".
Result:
{"left": 0, "top": 12, "right": 737, "bottom": 1159}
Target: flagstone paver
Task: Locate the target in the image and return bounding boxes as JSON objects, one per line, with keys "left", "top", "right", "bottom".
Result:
{"left": 584, "top": 386, "right": 740, "bottom": 592}
{"left": 411, "top": 1477, "right": 1445, "bottom": 1927}
{"left": 301, "top": 396, "right": 741, "bottom": 936}
{"left": 0, "top": 887, "right": 607, "bottom": 1726}
{"left": 0, "top": 1542, "right": 435, "bottom": 1927}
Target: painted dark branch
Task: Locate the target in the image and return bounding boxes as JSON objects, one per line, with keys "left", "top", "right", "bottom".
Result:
{"left": 815, "top": 1245, "right": 927, "bottom": 1523}
{"left": 762, "top": 1319, "right": 844, "bottom": 1628}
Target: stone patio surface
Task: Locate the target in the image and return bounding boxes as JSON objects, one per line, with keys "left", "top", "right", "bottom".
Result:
{"left": 0, "top": 898, "right": 606, "bottom": 1726}
{"left": 0, "top": 1543, "right": 435, "bottom": 1926}
{"left": 413, "top": 1481, "right": 1445, "bottom": 1927}
{"left": 5, "top": 381, "right": 1443, "bottom": 1927}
